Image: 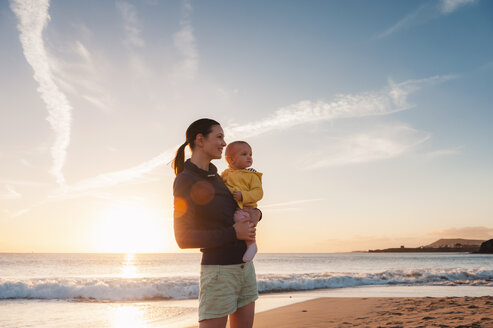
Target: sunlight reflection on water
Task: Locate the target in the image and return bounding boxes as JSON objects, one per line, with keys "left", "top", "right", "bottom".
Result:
{"left": 121, "top": 253, "right": 139, "bottom": 278}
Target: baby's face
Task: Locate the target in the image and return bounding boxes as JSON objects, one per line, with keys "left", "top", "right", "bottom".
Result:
{"left": 230, "top": 144, "right": 253, "bottom": 170}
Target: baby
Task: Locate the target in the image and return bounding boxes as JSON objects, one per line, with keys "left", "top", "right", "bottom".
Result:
{"left": 221, "top": 141, "right": 263, "bottom": 262}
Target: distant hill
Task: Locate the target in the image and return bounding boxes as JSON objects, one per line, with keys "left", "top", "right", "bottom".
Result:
{"left": 368, "top": 238, "right": 486, "bottom": 253}
{"left": 424, "top": 238, "right": 485, "bottom": 248}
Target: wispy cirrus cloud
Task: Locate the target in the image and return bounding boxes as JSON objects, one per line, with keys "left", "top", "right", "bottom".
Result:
{"left": 377, "top": 0, "right": 478, "bottom": 39}
{"left": 0, "top": 179, "right": 49, "bottom": 188}
{"left": 53, "top": 75, "right": 453, "bottom": 196}
{"left": 262, "top": 198, "right": 325, "bottom": 212}
{"left": 424, "top": 147, "right": 462, "bottom": 159}
{"left": 116, "top": 1, "right": 145, "bottom": 48}
{"left": 0, "top": 185, "right": 22, "bottom": 200}
{"left": 481, "top": 61, "right": 493, "bottom": 70}
{"left": 9, "top": 208, "right": 30, "bottom": 218}
{"left": 11, "top": 0, "right": 72, "bottom": 186}
{"left": 304, "top": 125, "right": 431, "bottom": 169}
{"left": 52, "top": 40, "right": 113, "bottom": 112}
{"left": 1, "top": 208, "right": 31, "bottom": 219}
{"left": 377, "top": 3, "right": 434, "bottom": 39}
{"left": 440, "top": 0, "right": 477, "bottom": 14}
{"left": 262, "top": 198, "right": 325, "bottom": 208}
{"left": 226, "top": 75, "right": 455, "bottom": 139}
{"left": 116, "top": 1, "right": 153, "bottom": 78}
{"left": 172, "top": 0, "right": 198, "bottom": 81}
{"left": 51, "top": 149, "right": 175, "bottom": 198}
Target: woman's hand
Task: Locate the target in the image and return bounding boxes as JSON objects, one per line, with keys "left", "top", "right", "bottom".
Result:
{"left": 248, "top": 208, "right": 261, "bottom": 227}
{"left": 242, "top": 207, "right": 261, "bottom": 227}
{"left": 233, "top": 217, "right": 256, "bottom": 241}
{"left": 233, "top": 191, "right": 243, "bottom": 201}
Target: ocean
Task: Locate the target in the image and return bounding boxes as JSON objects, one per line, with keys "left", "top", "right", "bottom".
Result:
{"left": 1, "top": 252, "right": 492, "bottom": 327}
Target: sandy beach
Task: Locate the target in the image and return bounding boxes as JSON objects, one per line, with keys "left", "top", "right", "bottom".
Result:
{"left": 252, "top": 297, "right": 493, "bottom": 328}
{"left": 189, "top": 296, "right": 493, "bottom": 328}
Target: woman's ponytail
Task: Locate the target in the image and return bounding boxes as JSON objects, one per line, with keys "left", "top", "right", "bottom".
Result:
{"left": 172, "top": 141, "right": 188, "bottom": 175}
{"left": 172, "top": 118, "right": 220, "bottom": 176}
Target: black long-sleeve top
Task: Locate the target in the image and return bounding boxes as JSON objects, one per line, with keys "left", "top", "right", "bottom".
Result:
{"left": 173, "top": 159, "right": 246, "bottom": 265}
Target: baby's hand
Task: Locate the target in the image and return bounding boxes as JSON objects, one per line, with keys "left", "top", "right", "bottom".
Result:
{"left": 233, "top": 191, "right": 243, "bottom": 201}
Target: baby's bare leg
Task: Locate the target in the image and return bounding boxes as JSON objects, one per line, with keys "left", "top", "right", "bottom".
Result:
{"left": 243, "top": 207, "right": 260, "bottom": 227}
{"left": 233, "top": 208, "right": 250, "bottom": 223}
{"left": 241, "top": 207, "right": 258, "bottom": 262}
{"left": 234, "top": 209, "right": 254, "bottom": 245}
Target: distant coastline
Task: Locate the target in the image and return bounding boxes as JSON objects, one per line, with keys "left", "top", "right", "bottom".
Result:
{"left": 367, "top": 238, "right": 484, "bottom": 253}
{"left": 368, "top": 246, "right": 479, "bottom": 253}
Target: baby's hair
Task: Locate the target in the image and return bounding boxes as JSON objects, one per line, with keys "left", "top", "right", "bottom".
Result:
{"left": 225, "top": 141, "right": 251, "bottom": 165}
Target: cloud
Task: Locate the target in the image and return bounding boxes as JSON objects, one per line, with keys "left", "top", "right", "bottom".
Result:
{"left": 73, "top": 40, "right": 92, "bottom": 63}
{"left": 305, "top": 125, "right": 431, "bottom": 169}
{"left": 0, "top": 185, "right": 22, "bottom": 200}
{"left": 226, "top": 75, "right": 455, "bottom": 139}
{"left": 11, "top": 209, "right": 30, "bottom": 217}
{"left": 44, "top": 37, "right": 114, "bottom": 113}
{"left": 377, "top": 3, "right": 434, "bottom": 39}
{"left": 51, "top": 40, "right": 114, "bottom": 112}
{"left": 116, "top": 1, "right": 145, "bottom": 48}
{"left": 262, "top": 198, "right": 325, "bottom": 208}
{"left": 426, "top": 226, "right": 493, "bottom": 240}
{"left": 481, "top": 61, "right": 493, "bottom": 70}
{"left": 115, "top": 2, "right": 153, "bottom": 78}
{"left": 20, "top": 158, "right": 36, "bottom": 168}
{"left": 262, "top": 198, "right": 325, "bottom": 211}
{"left": 71, "top": 23, "right": 93, "bottom": 40}
{"left": 377, "top": 0, "right": 477, "bottom": 39}
{"left": 172, "top": 0, "right": 198, "bottom": 81}
{"left": 54, "top": 75, "right": 453, "bottom": 196}
{"left": 440, "top": 0, "right": 477, "bottom": 14}
{"left": 81, "top": 95, "right": 109, "bottom": 111}
{"left": 52, "top": 149, "right": 175, "bottom": 198}
{"left": 11, "top": 0, "right": 72, "bottom": 186}
{"left": 0, "top": 179, "right": 49, "bottom": 188}
{"left": 424, "top": 147, "right": 462, "bottom": 158}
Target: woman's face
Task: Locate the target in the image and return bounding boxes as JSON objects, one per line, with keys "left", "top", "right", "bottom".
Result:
{"left": 201, "top": 125, "right": 226, "bottom": 160}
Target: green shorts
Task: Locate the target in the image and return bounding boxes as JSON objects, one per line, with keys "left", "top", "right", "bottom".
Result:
{"left": 199, "top": 261, "right": 258, "bottom": 321}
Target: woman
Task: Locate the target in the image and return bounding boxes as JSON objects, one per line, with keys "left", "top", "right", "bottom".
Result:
{"left": 172, "top": 118, "right": 261, "bottom": 328}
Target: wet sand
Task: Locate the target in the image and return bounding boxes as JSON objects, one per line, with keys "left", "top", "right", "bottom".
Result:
{"left": 252, "top": 296, "right": 493, "bottom": 328}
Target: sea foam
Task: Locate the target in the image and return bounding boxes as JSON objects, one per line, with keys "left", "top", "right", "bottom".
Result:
{"left": 1, "top": 268, "right": 492, "bottom": 301}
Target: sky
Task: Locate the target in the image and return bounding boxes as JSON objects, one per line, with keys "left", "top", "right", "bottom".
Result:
{"left": 1, "top": 0, "right": 492, "bottom": 253}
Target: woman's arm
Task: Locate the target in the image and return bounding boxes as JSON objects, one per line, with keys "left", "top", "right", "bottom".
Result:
{"left": 174, "top": 214, "right": 236, "bottom": 249}
{"left": 173, "top": 175, "right": 254, "bottom": 249}
{"left": 174, "top": 205, "right": 255, "bottom": 249}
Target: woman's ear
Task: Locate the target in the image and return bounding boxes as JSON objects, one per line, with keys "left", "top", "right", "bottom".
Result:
{"left": 194, "top": 133, "right": 204, "bottom": 147}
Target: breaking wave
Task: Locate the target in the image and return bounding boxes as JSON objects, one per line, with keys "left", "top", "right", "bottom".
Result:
{"left": 1, "top": 268, "right": 492, "bottom": 301}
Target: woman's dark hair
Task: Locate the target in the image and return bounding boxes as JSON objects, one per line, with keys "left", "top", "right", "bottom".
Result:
{"left": 172, "top": 118, "right": 220, "bottom": 175}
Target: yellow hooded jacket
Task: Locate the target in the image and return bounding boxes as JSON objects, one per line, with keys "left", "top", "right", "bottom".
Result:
{"left": 221, "top": 168, "right": 263, "bottom": 209}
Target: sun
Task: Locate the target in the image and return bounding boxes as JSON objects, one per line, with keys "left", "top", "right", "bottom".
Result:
{"left": 92, "top": 204, "right": 174, "bottom": 253}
